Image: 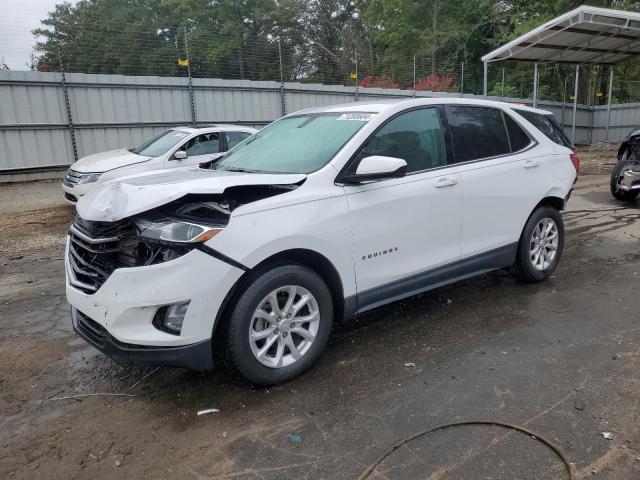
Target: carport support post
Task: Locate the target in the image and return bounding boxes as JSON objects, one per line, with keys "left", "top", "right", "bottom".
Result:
{"left": 533, "top": 63, "right": 538, "bottom": 108}
{"left": 572, "top": 65, "right": 580, "bottom": 144}
{"left": 483, "top": 61, "right": 488, "bottom": 99}
{"left": 460, "top": 62, "right": 464, "bottom": 97}
{"left": 605, "top": 66, "right": 614, "bottom": 143}
{"left": 561, "top": 78, "right": 567, "bottom": 129}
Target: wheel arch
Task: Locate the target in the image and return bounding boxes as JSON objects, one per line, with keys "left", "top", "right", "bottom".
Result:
{"left": 212, "top": 248, "right": 348, "bottom": 340}
{"left": 618, "top": 141, "right": 629, "bottom": 160}
{"left": 535, "top": 195, "right": 565, "bottom": 212}
{"left": 515, "top": 195, "right": 565, "bottom": 246}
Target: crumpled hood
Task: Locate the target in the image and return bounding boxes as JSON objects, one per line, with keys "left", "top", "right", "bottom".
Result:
{"left": 72, "top": 148, "right": 151, "bottom": 173}
{"left": 76, "top": 168, "right": 307, "bottom": 222}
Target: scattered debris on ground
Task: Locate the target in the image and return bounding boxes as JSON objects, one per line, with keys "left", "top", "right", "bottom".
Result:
{"left": 197, "top": 408, "right": 220, "bottom": 416}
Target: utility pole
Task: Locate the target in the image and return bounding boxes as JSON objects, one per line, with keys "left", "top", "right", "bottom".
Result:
{"left": 413, "top": 56, "right": 416, "bottom": 97}
{"left": 354, "top": 47, "right": 359, "bottom": 102}
{"left": 278, "top": 39, "right": 286, "bottom": 116}
{"left": 54, "top": 14, "right": 77, "bottom": 162}
{"left": 184, "top": 26, "right": 197, "bottom": 125}
{"left": 431, "top": 0, "right": 440, "bottom": 73}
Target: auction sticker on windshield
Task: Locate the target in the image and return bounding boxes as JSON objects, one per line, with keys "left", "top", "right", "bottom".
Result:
{"left": 337, "top": 113, "right": 377, "bottom": 121}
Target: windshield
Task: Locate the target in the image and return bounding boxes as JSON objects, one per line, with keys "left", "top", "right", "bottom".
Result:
{"left": 515, "top": 110, "right": 573, "bottom": 149}
{"left": 131, "top": 130, "right": 190, "bottom": 157}
{"left": 213, "top": 112, "right": 373, "bottom": 174}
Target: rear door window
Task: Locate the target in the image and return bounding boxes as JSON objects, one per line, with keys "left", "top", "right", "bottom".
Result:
{"left": 446, "top": 106, "right": 511, "bottom": 163}
{"left": 181, "top": 133, "right": 221, "bottom": 156}
{"left": 515, "top": 110, "right": 573, "bottom": 149}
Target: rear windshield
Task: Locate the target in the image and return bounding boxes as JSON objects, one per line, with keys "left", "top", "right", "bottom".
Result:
{"left": 515, "top": 110, "right": 573, "bottom": 149}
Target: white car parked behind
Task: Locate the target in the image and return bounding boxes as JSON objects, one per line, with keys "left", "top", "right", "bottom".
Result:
{"left": 65, "top": 98, "right": 579, "bottom": 385}
{"left": 62, "top": 125, "right": 256, "bottom": 203}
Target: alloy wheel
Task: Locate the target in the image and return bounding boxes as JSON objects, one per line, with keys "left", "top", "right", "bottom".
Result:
{"left": 249, "top": 285, "right": 320, "bottom": 368}
{"left": 529, "top": 217, "right": 559, "bottom": 271}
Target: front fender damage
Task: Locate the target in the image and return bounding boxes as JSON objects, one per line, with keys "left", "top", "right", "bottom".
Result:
{"left": 76, "top": 169, "right": 306, "bottom": 222}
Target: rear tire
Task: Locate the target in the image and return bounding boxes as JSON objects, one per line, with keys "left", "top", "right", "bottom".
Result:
{"left": 512, "top": 206, "right": 564, "bottom": 283}
{"left": 610, "top": 159, "right": 640, "bottom": 201}
{"left": 222, "top": 264, "right": 333, "bottom": 386}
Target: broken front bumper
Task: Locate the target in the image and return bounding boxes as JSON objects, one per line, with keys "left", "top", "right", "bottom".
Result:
{"left": 619, "top": 167, "right": 640, "bottom": 191}
{"left": 65, "top": 237, "right": 245, "bottom": 369}
{"left": 72, "top": 308, "right": 214, "bottom": 370}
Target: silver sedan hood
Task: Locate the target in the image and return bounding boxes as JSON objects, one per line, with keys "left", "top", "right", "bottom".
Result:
{"left": 76, "top": 167, "right": 306, "bottom": 222}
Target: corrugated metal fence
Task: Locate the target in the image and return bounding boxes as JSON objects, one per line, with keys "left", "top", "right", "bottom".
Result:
{"left": 0, "top": 70, "right": 635, "bottom": 180}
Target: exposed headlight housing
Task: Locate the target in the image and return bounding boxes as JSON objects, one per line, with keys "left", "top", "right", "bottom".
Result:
{"left": 135, "top": 217, "right": 223, "bottom": 244}
{"left": 76, "top": 173, "right": 102, "bottom": 184}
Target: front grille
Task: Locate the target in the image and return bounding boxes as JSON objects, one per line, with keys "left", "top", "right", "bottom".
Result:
{"left": 75, "top": 310, "right": 108, "bottom": 347}
{"left": 67, "top": 216, "right": 194, "bottom": 294}
{"left": 67, "top": 217, "right": 138, "bottom": 294}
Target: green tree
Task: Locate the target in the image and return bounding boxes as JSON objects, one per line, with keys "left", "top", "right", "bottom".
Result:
{"left": 29, "top": 0, "right": 640, "bottom": 102}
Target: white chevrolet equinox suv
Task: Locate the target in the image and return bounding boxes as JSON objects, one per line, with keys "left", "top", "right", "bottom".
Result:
{"left": 65, "top": 98, "right": 579, "bottom": 385}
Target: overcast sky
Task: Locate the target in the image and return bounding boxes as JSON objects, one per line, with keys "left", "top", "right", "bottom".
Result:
{"left": 0, "top": 0, "right": 77, "bottom": 70}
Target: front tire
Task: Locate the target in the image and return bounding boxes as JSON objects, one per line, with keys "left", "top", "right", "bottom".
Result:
{"left": 222, "top": 264, "right": 333, "bottom": 386}
{"left": 610, "top": 159, "right": 640, "bottom": 201}
{"left": 512, "top": 206, "right": 564, "bottom": 283}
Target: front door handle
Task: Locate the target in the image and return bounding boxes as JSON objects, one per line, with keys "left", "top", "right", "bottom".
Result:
{"left": 434, "top": 177, "right": 458, "bottom": 188}
{"left": 524, "top": 160, "right": 540, "bottom": 169}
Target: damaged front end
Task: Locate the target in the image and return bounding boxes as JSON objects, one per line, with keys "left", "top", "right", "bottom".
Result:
{"left": 67, "top": 184, "right": 301, "bottom": 294}
{"left": 616, "top": 130, "right": 640, "bottom": 192}
{"left": 618, "top": 128, "right": 640, "bottom": 160}
{"left": 618, "top": 167, "right": 640, "bottom": 192}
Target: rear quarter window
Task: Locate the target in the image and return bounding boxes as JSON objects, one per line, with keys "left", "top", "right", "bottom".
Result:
{"left": 504, "top": 114, "right": 532, "bottom": 152}
{"left": 515, "top": 110, "right": 573, "bottom": 149}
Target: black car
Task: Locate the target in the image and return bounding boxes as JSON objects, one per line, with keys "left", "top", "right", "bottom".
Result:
{"left": 611, "top": 128, "right": 640, "bottom": 201}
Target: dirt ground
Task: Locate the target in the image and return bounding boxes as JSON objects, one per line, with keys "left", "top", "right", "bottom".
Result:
{"left": 577, "top": 148, "right": 620, "bottom": 176}
{"left": 1, "top": 156, "right": 640, "bottom": 479}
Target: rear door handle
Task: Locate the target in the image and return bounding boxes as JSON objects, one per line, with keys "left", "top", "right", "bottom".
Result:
{"left": 524, "top": 160, "right": 540, "bottom": 169}
{"left": 434, "top": 177, "right": 458, "bottom": 188}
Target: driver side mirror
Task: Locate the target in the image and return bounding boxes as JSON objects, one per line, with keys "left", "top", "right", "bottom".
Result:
{"left": 341, "top": 155, "right": 407, "bottom": 184}
{"left": 173, "top": 150, "right": 188, "bottom": 160}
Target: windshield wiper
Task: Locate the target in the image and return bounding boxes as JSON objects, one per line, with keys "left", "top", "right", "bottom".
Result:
{"left": 221, "top": 167, "right": 253, "bottom": 173}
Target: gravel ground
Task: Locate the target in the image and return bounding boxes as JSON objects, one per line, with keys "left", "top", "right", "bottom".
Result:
{"left": 1, "top": 164, "right": 640, "bottom": 479}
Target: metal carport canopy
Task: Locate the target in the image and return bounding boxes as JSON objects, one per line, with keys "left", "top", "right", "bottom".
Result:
{"left": 482, "top": 5, "right": 640, "bottom": 65}
{"left": 481, "top": 5, "right": 640, "bottom": 143}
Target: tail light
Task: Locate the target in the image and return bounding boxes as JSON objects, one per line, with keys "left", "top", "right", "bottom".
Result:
{"left": 570, "top": 153, "right": 580, "bottom": 174}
